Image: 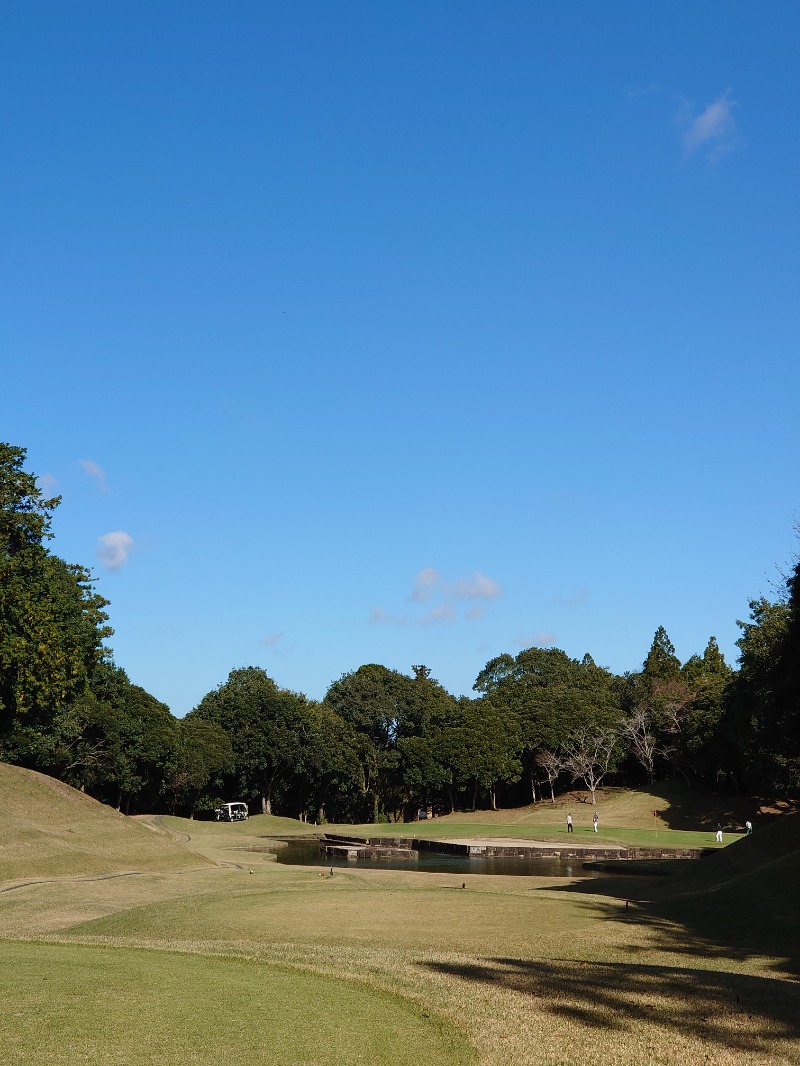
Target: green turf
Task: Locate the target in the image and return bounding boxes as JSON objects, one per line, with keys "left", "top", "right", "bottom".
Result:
{"left": 0, "top": 939, "right": 473, "bottom": 1066}
{"left": 0, "top": 762, "right": 209, "bottom": 881}
{"left": 4, "top": 763, "right": 800, "bottom": 1066}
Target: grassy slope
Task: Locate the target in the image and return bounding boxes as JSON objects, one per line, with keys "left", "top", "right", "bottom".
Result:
{"left": 52, "top": 823, "right": 800, "bottom": 1066}
{"left": 299, "top": 782, "right": 753, "bottom": 851}
{"left": 396, "top": 781, "right": 760, "bottom": 832}
{"left": 649, "top": 810, "right": 800, "bottom": 962}
{"left": 0, "top": 761, "right": 211, "bottom": 881}
{"left": 2, "top": 764, "right": 799, "bottom": 1065}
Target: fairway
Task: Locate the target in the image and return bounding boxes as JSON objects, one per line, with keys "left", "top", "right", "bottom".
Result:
{"left": 0, "top": 940, "right": 471, "bottom": 1066}
{"left": 2, "top": 769, "right": 799, "bottom": 1066}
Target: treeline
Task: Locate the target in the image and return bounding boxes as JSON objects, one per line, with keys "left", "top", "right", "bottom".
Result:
{"left": 1, "top": 443, "right": 799, "bottom": 820}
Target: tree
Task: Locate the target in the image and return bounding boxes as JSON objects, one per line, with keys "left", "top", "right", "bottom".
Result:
{"left": 473, "top": 647, "right": 621, "bottom": 804}
{"left": 678, "top": 637, "right": 733, "bottom": 783}
{"left": 193, "top": 667, "right": 311, "bottom": 815}
{"left": 561, "top": 723, "right": 622, "bottom": 804}
{"left": 620, "top": 627, "right": 693, "bottom": 785}
{"left": 165, "top": 717, "right": 234, "bottom": 817}
{"left": 324, "top": 664, "right": 408, "bottom": 820}
{"left": 0, "top": 444, "right": 112, "bottom": 748}
{"left": 722, "top": 597, "right": 794, "bottom": 793}
{"left": 302, "top": 701, "right": 362, "bottom": 823}
{"left": 619, "top": 702, "right": 661, "bottom": 786}
{"left": 86, "top": 663, "right": 179, "bottom": 812}
{"left": 449, "top": 697, "right": 522, "bottom": 811}
{"left": 643, "top": 626, "right": 681, "bottom": 680}
{"left": 534, "top": 749, "right": 563, "bottom": 804}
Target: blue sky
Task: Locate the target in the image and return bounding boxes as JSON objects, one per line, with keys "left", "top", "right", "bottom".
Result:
{"left": 3, "top": 2, "right": 799, "bottom": 715}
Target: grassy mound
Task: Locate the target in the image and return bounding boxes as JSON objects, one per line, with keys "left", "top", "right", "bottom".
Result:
{"left": 0, "top": 761, "right": 210, "bottom": 882}
{"left": 649, "top": 811, "right": 800, "bottom": 969}
{"left": 427, "top": 781, "right": 761, "bottom": 832}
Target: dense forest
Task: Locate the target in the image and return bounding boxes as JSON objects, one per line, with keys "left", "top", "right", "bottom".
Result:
{"left": 2, "top": 442, "right": 798, "bottom": 821}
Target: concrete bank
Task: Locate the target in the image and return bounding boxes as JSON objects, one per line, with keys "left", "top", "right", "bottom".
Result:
{"left": 320, "top": 833, "right": 711, "bottom": 861}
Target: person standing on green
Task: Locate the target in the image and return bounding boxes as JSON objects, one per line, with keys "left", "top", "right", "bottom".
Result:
{"left": 567, "top": 813, "right": 573, "bottom": 833}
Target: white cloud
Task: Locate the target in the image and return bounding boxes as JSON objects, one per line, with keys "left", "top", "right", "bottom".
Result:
{"left": 422, "top": 604, "right": 456, "bottom": 625}
{"left": 373, "top": 567, "right": 503, "bottom": 627}
{"left": 80, "top": 459, "right": 109, "bottom": 492}
{"left": 411, "top": 567, "right": 439, "bottom": 601}
{"left": 680, "top": 89, "right": 738, "bottom": 160}
{"left": 452, "top": 571, "right": 503, "bottom": 600}
{"left": 515, "top": 632, "right": 556, "bottom": 649}
{"left": 97, "top": 530, "right": 133, "bottom": 571}
{"left": 259, "top": 633, "right": 283, "bottom": 647}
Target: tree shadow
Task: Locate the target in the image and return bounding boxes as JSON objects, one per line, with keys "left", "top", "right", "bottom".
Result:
{"left": 421, "top": 952, "right": 800, "bottom": 1056}
{"left": 634, "top": 781, "right": 797, "bottom": 832}
{"left": 544, "top": 814, "right": 800, "bottom": 979}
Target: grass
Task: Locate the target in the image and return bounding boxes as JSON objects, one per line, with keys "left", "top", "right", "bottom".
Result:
{"left": 2, "top": 762, "right": 799, "bottom": 1065}
{"left": 0, "top": 762, "right": 209, "bottom": 881}
{"left": 0, "top": 939, "right": 470, "bottom": 1066}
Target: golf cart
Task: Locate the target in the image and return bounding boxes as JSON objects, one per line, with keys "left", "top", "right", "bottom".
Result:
{"left": 214, "top": 801, "right": 249, "bottom": 822}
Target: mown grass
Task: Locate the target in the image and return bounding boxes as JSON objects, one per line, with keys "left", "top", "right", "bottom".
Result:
{"left": 0, "top": 762, "right": 208, "bottom": 881}
{"left": 2, "top": 763, "right": 799, "bottom": 1066}
{"left": 46, "top": 863, "right": 800, "bottom": 1066}
{"left": 0, "top": 939, "right": 471, "bottom": 1066}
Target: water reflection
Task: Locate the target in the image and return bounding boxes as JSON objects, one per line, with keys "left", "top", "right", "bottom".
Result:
{"left": 271, "top": 839, "right": 601, "bottom": 878}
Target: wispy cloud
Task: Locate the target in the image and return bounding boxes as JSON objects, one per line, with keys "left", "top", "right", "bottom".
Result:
{"left": 372, "top": 567, "right": 502, "bottom": 627}
{"left": 259, "top": 633, "right": 283, "bottom": 647}
{"left": 515, "top": 632, "right": 556, "bottom": 649}
{"left": 556, "top": 587, "right": 588, "bottom": 608}
{"left": 452, "top": 572, "right": 503, "bottom": 600}
{"left": 624, "top": 81, "right": 659, "bottom": 101}
{"left": 97, "top": 530, "right": 133, "bottom": 571}
{"left": 679, "top": 89, "right": 739, "bottom": 161}
{"left": 80, "top": 459, "right": 109, "bottom": 492}
{"left": 411, "top": 567, "right": 439, "bottom": 602}
{"left": 410, "top": 568, "right": 502, "bottom": 604}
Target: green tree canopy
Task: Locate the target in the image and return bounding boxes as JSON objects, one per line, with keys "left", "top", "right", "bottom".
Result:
{"left": 193, "top": 666, "right": 311, "bottom": 815}
{"left": 1, "top": 444, "right": 112, "bottom": 753}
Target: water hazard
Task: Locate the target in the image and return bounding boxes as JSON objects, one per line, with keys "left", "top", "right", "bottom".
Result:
{"left": 271, "top": 838, "right": 603, "bottom": 878}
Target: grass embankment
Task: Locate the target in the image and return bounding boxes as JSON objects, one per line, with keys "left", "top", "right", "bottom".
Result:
{"left": 2, "top": 763, "right": 799, "bottom": 1066}
{"left": 0, "top": 761, "right": 210, "bottom": 882}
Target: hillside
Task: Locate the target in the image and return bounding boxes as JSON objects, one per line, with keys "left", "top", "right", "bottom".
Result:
{"left": 0, "top": 761, "right": 211, "bottom": 882}
{"left": 650, "top": 810, "right": 800, "bottom": 966}
{"left": 430, "top": 781, "right": 771, "bottom": 832}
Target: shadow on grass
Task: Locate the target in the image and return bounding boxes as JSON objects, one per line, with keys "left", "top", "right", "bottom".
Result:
{"left": 544, "top": 813, "right": 800, "bottom": 979}
{"left": 635, "top": 781, "right": 798, "bottom": 832}
{"left": 421, "top": 953, "right": 800, "bottom": 1056}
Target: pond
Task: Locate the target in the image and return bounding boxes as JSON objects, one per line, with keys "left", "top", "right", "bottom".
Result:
{"left": 271, "top": 838, "right": 603, "bottom": 879}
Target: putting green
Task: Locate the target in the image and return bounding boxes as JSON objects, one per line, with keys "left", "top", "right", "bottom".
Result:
{"left": 0, "top": 940, "right": 473, "bottom": 1066}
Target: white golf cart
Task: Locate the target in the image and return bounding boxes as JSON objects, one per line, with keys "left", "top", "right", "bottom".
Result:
{"left": 214, "top": 801, "right": 249, "bottom": 822}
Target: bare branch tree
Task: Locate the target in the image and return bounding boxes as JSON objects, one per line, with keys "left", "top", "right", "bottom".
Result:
{"left": 561, "top": 725, "right": 620, "bottom": 805}
{"left": 534, "top": 749, "right": 563, "bottom": 804}
{"left": 620, "top": 705, "right": 659, "bottom": 785}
